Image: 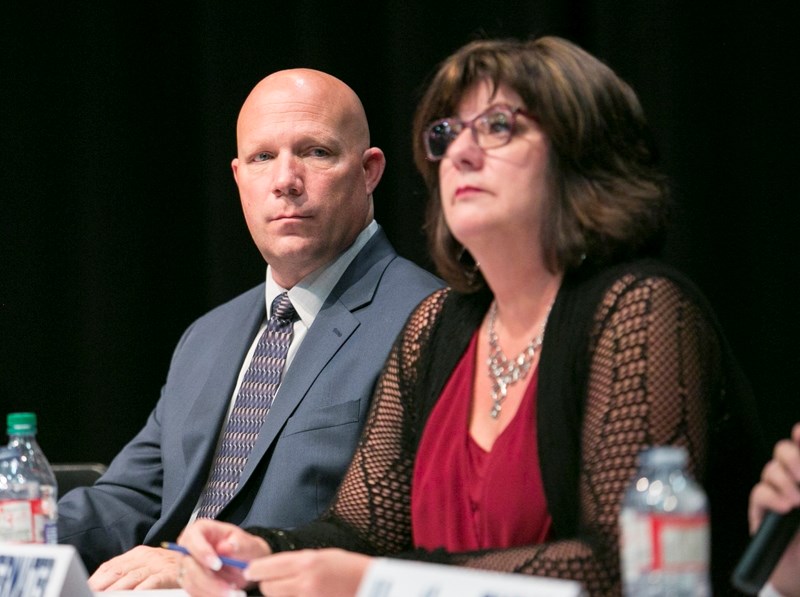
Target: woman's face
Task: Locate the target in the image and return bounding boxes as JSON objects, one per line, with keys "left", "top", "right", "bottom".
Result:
{"left": 437, "top": 80, "right": 550, "bottom": 251}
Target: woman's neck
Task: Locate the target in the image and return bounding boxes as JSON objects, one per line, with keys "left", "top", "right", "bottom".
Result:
{"left": 475, "top": 250, "right": 562, "bottom": 340}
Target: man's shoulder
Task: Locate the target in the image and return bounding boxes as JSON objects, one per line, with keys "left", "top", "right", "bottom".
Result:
{"left": 382, "top": 255, "right": 442, "bottom": 287}
{"left": 369, "top": 255, "right": 444, "bottom": 311}
{"left": 337, "top": 229, "right": 443, "bottom": 308}
{"left": 352, "top": 227, "right": 441, "bottom": 289}
{"left": 188, "top": 283, "right": 265, "bottom": 328}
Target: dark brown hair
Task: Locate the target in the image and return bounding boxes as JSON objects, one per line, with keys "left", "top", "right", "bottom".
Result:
{"left": 412, "top": 36, "right": 671, "bottom": 292}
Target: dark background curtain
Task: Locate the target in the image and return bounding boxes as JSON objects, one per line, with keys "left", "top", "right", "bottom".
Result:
{"left": 2, "top": 2, "right": 797, "bottom": 466}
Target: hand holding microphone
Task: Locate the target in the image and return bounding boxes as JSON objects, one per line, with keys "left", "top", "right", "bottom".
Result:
{"left": 732, "top": 422, "right": 800, "bottom": 595}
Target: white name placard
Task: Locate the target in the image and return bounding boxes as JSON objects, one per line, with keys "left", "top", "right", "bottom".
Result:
{"left": 357, "top": 558, "right": 587, "bottom": 597}
{"left": 0, "top": 543, "right": 92, "bottom": 597}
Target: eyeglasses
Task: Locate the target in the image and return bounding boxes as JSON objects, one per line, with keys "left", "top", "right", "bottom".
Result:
{"left": 423, "top": 103, "right": 536, "bottom": 161}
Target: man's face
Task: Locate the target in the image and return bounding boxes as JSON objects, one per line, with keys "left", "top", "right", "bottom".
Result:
{"left": 232, "top": 71, "right": 383, "bottom": 288}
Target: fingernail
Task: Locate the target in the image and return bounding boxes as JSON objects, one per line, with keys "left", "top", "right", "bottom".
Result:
{"left": 226, "top": 591, "right": 246, "bottom": 597}
{"left": 206, "top": 555, "right": 223, "bottom": 571}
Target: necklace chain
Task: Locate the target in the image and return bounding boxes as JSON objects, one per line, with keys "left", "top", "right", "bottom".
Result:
{"left": 486, "top": 301, "right": 551, "bottom": 419}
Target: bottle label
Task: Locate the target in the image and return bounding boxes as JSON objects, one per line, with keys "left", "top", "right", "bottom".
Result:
{"left": 0, "top": 498, "right": 44, "bottom": 543}
{"left": 621, "top": 509, "right": 709, "bottom": 578}
{"left": 40, "top": 484, "right": 58, "bottom": 544}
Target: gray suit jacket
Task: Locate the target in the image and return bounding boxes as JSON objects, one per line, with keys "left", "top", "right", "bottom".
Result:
{"left": 57, "top": 228, "right": 442, "bottom": 572}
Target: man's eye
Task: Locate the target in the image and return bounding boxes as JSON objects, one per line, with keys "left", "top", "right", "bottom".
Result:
{"left": 308, "top": 148, "right": 331, "bottom": 158}
{"left": 253, "top": 152, "right": 272, "bottom": 162}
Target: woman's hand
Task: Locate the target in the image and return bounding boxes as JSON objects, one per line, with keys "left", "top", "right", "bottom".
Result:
{"left": 749, "top": 422, "right": 800, "bottom": 597}
{"left": 749, "top": 423, "right": 800, "bottom": 532}
{"left": 176, "top": 519, "right": 271, "bottom": 596}
{"left": 247, "top": 548, "right": 372, "bottom": 597}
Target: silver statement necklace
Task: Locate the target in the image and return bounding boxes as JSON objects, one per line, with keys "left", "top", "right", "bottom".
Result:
{"left": 487, "top": 301, "right": 551, "bottom": 419}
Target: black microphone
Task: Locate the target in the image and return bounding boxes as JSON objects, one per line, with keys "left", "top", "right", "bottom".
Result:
{"left": 731, "top": 508, "right": 800, "bottom": 594}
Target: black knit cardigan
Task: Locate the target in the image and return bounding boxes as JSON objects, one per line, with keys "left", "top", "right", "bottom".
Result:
{"left": 253, "top": 258, "right": 765, "bottom": 596}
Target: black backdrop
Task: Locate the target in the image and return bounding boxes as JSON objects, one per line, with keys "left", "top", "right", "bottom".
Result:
{"left": 2, "top": 2, "right": 798, "bottom": 466}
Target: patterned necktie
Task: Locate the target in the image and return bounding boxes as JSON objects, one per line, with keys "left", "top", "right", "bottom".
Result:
{"left": 196, "top": 292, "right": 296, "bottom": 519}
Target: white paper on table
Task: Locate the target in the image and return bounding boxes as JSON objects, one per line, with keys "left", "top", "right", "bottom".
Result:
{"left": 357, "top": 558, "right": 587, "bottom": 597}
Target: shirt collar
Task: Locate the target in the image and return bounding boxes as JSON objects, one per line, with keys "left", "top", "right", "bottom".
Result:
{"left": 264, "top": 220, "right": 378, "bottom": 326}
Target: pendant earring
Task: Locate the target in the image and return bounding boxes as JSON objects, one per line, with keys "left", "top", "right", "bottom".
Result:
{"left": 458, "top": 247, "right": 480, "bottom": 286}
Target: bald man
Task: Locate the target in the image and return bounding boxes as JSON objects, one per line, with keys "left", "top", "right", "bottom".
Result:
{"left": 57, "top": 69, "right": 442, "bottom": 590}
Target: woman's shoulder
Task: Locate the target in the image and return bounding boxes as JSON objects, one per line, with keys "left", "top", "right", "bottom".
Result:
{"left": 405, "top": 285, "right": 494, "bottom": 328}
{"left": 566, "top": 258, "right": 709, "bottom": 310}
{"left": 397, "top": 286, "right": 490, "bottom": 369}
{"left": 395, "top": 288, "right": 450, "bottom": 348}
{"left": 405, "top": 287, "right": 450, "bottom": 326}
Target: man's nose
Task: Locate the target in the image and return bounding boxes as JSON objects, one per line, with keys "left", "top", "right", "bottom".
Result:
{"left": 272, "top": 154, "right": 304, "bottom": 197}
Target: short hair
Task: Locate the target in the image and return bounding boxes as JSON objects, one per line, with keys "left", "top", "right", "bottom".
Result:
{"left": 412, "top": 36, "right": 671, "bottom": 292}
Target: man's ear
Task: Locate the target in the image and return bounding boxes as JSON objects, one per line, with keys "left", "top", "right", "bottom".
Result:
{"left": 231, "top": 157, "right": 240, "bottom": 185}
{"left": 362, "top": 147, "right": 386, "bottom": 195}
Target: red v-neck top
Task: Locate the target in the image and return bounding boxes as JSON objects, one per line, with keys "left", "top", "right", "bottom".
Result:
{"left": 411, "top": 331, "right": 552, "bottom": 551}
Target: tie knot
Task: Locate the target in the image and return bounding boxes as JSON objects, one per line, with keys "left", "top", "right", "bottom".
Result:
{"left": 270, "top": 292, "right": 295, "bottom": 321}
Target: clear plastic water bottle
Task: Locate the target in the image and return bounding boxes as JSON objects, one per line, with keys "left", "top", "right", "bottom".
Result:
{"left": 6, "top": 412, "right": 58, "bottom": 544}
{"left": 619, "top": 446, "right": 710, "bottom": 596}
{"left": 0, "top": 446, "right": 43, "bottom": 542}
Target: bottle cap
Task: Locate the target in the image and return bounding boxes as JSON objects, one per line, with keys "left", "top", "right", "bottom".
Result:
{"left": 7, "top": 412, "right": 38, "bottom": 435}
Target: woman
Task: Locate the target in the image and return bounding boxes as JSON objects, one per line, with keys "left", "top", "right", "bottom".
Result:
{"left": 177, "top": 36, "right": 764, "bottom": 596}
{"left": 748, "top": 423, "right": 800, "bottom": 597}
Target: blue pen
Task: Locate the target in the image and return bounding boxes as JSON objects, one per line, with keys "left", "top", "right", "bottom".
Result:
{"left": 161, "top": 541, "right": 248, "bottom": 569}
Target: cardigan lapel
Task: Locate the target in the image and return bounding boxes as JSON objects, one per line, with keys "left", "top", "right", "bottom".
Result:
{"left": 418, "top": 288, "right": 492, "bottom": 431}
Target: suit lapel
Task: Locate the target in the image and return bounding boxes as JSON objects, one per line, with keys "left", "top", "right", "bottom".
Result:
{"left": 179, "top": 288, "right": 265, "bottom": 488}
{"left": 146, "top": 286, "right": 265, "bottom": 541}
{"left": 233, "top": 230, "right": 396, "bottom": 493}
